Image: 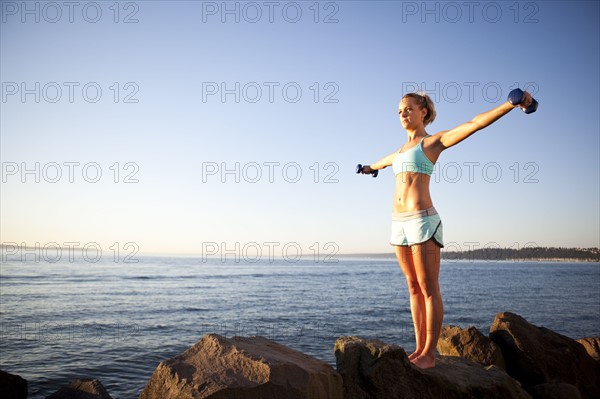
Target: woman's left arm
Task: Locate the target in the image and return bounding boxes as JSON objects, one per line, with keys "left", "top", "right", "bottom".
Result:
{"left": 430, "top": 91, "right": 532, "bottom": 151}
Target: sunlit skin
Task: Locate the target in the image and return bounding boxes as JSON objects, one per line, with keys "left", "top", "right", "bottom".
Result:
{"left": 364, "top": 92, "right": 533, "bottom": 369}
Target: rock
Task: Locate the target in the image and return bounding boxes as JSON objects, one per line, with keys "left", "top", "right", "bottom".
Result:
{"left": 46, "top": 378, "right": 112, "bottom": 399}
{"left": 529, "top": 383, "right": 583, "bottom": 399}
{"left": 577, "top": 337, "right": 600, "bottom": 363}
{"left": 437, "top": 325, "right": 506, "bottom": 369}
{"left": 139, "top": 333, "right": 343, "bottom": 399}
{"left": 0, "top": 370, "right": 27, "bottom": 399}
{"left": 334, "top": 336, "right": 531, "bottom": 399}
{"left": 489, "top": 312, "right": 600, "bottom": 399}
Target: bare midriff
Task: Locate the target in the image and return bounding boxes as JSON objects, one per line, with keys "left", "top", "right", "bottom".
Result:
{"left": 392, "top": 172, "right": 433, "bottom": 213}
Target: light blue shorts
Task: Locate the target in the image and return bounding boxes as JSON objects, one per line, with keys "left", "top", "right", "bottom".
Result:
{"left": 390, "top": 207, "right": 444, "bottom": 248}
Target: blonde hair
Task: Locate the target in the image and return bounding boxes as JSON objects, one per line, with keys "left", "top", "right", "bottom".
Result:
{"left": 402, "top": 92, "right": 436, "bottom": 126}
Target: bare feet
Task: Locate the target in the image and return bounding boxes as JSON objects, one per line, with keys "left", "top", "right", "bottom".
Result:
{"left": 412, "top": 354, "right": 436, "bottom": 369}
{"left": 408, "top": 349, "right": 423, "bottom": 363}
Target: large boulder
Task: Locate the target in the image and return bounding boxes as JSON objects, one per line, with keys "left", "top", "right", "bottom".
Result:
{"left": 489, "top": 312, "right": 600, "bottom": 399}
{"left": 437, "top": 325, "right": 506, "bottom": 369}
{"left": 577, "top": 337, "right": 600, "bottom": 363}
{"left": 334, "top": 336, "right": 530, "bottom": 399}
{"left": 46, "top": 379, "right": 113, "bottom": 399}
{"left": 0, "top": 370, "right": 27, "bottom": 399}
{"left": 139, "top": 333, "right": 343, "bottom": 399}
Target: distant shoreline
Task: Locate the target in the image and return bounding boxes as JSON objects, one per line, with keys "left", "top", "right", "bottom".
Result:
{"left": 339, "top": 256, "right": 599, "bottom": 263}
{"left": 339, "top": 247, "right": 600, "bottom": 263}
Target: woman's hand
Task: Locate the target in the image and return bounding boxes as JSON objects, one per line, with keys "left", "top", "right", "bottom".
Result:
{"left": 361, "top": 165, "right": 374, "bottom": 174}
{"left": 515, "top": 91, "right": 533, "bottom": 111}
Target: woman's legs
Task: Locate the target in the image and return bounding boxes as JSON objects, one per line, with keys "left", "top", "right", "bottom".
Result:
{"left": 395, "top": 239, "right": 443, "bottom": 368}
{"left": 411, "top": 239, "right": 443, "bottom": 369}
{"left": 394, "top": 245, "right": 426, "bottom": 362}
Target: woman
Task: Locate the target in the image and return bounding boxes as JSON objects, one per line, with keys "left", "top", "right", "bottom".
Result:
{"left": 359, "top": 90, "right": 533, "bottom": 369}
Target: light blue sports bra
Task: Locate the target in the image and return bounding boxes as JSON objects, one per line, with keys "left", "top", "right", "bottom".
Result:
{"left": 392, "top": 135, "right": 435, "bottom": 176}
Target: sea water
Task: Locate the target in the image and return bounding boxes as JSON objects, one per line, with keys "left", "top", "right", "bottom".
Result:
{"left": 1, "top": 256, "right": 599, "bottom": 398}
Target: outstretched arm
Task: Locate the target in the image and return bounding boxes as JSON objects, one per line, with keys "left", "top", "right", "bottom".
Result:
{"left": 362, "top": 149, "right": 401, "bottom": 173}
{"left": 430, "top": 91, "right": 533, "bottom": 151}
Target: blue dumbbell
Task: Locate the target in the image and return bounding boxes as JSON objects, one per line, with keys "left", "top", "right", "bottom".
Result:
{"left": 507, "top": 88, "right": 538, "bottom": 114}
{"left": 356, "top": 164, "right": 378, "bottom": 178}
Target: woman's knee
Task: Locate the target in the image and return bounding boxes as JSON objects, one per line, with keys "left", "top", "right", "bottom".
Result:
{"left": 406, "top": 279, "right": 422, "bottom": 296}
{"left": 417, "top": 278, "right": 440, "bottom": 298}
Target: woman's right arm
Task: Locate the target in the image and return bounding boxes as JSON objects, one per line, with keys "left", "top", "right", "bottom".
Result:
{"left": 364, "top": 150, "right": 399, "bottom": 173}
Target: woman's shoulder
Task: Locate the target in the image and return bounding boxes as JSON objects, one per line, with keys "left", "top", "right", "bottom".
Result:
{"left": 421, "top": 132, "right": 448, "bottom": 159}
{"left": 424, "top": 131, "right": 448, "bottom": 144}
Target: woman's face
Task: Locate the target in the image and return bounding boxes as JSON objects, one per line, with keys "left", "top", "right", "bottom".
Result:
{"left": 398, "top": 97, "right": 427, "bottom": 129}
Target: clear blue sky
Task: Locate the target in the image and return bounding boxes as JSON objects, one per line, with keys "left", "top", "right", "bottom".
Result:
{"left": 1, "top": 1, "right": 599, "bottom": 257}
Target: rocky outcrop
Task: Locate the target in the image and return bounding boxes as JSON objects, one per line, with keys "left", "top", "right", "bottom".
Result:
{"left": 6, "top": 313, "right": 596, "bottom": 399}
{"left": 334, "top": 336, "right": 530, "bottom": 399}
{"left": 577, "top": 337, "right": 600, "bottom": 363}
{"left": 139, "top": 333, "right": 343, "bottom": 399}
{"left": 46, "top": 379, "right": 113, "bottom": 399}
{"left": 489, "top": 312, "right": 600, "bottom": 399}
{"left": 529, "top": 383, "right": 582, "bottom": 399}
{"left": 437, "top": 325, "right": 506, "bottom": 369}
{"left": 0, "top": 370, "right": 27, "bottom": 399}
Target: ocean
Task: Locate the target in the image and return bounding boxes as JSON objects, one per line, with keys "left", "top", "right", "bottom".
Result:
{"left": 1, "top": 255, "right": 599, "bottom": 398}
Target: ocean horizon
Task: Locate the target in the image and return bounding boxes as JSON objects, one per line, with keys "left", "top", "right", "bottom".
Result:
{"left": 1, "top": 256, "right": 599, "bottom": 398}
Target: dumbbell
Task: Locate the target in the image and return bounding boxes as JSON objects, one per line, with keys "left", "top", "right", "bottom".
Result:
{"left": 356, "top": 164, "right": 378, "bottom": 178}
{"left": 507, "top": 88, "right": 538, "bottom": 114}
